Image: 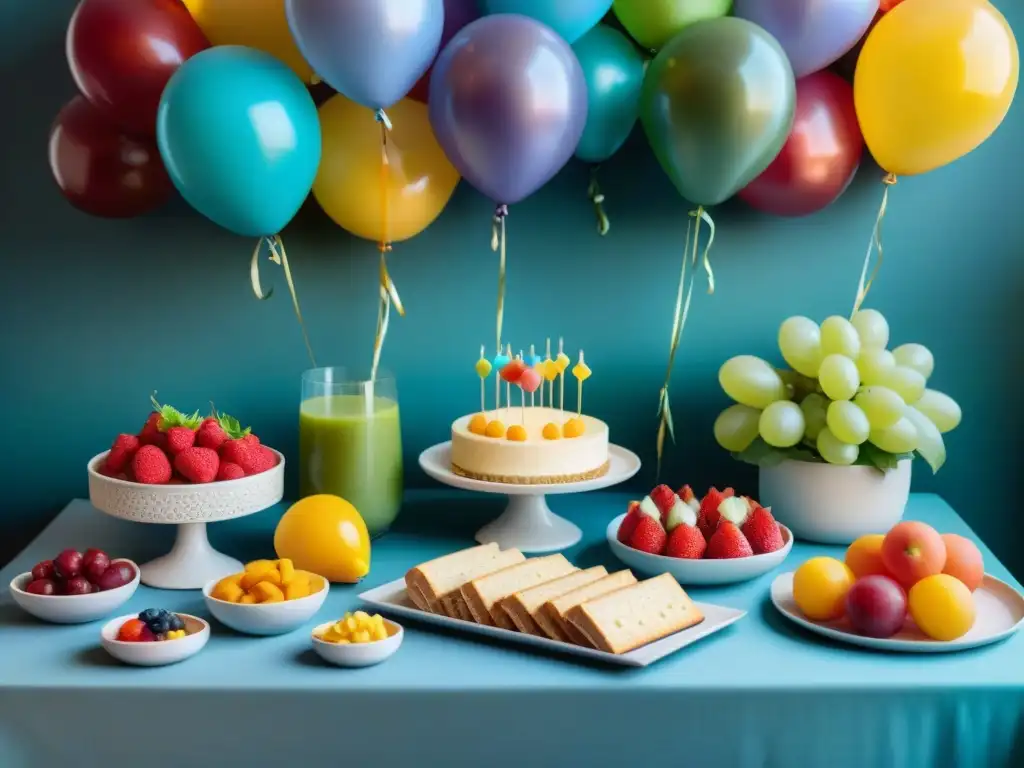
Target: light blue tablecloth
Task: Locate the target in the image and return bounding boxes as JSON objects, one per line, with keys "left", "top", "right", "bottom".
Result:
{"left": 1, "top": 492, "right": 1022, "bottom": 768}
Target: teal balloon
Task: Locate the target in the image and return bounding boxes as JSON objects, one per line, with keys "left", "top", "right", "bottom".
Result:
{"left": 640, "top": 18, "right": 795, "bottom": 206}
{"left": 573, "top": 24, "right": 646, "bottom": 164}
{"left": 480, "top": 0, "right": 612, "bottom": 45}
{"left": 157, "top": 46, "right": 321, "bottom": 237}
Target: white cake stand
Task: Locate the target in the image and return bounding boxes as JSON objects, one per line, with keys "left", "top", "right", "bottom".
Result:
{"left": 418, "top": 442, "right": 641, "bottom": 553}
{"left": 86, "top": 450, "right": 285, "bottom": 590}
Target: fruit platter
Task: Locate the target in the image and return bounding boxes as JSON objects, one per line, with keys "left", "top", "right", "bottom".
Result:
{"left": 87, "top": 395, "right": 285, "bottom": 589}
{"left": 712, "top": 308, "right": 964, "bottom": 543}
{"left": 771, "top": 521, "right": 1024, "bottom": 652}
{"left": 9, "top": 546, "right": 140, "bottom": 623}
{"left": 606, "top": 484, "right": 792, "bottom": 585}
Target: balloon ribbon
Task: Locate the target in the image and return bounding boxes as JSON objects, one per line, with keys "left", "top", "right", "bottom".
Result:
{"left": 371, "top": 108, "right": 403, "bottom": 385}
{"left": 656, "top": 206, "right": 716, "bottom": 478}
{"left": 250, "top": 234, "right": 317, "bottom": 367}
{"left": 849, "top": 173, "right": 897, "bottom": 318}
{"left": 587, "top": 166, "right": 610, "bottom": 236}
{"left": 490, "top": 203, "right": 508, "bottom": 365}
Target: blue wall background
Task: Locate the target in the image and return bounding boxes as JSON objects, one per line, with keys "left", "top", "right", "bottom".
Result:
{"left": 1, "top": 0, "right": 1021, "bottom": 575}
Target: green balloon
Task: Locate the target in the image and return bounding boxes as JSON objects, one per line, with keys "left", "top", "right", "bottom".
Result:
{"left": 640, "top": 17, "right": 796, "bottom": 206}
{"left": 613, "top": 0, "right": 732, "bottom": 52}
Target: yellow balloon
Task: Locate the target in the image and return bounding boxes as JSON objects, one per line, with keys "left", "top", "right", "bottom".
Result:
{"left": 273, "top": 495, "right": 371, "bottom": 583}
{"left": 313, "top": 95, "right": 460, "bottom": 243}
{"left": 181, "top": 0, "right": 314, "bottom": 82}
{"left": 854, "top": 0, "right": 1018, "bottom": 176}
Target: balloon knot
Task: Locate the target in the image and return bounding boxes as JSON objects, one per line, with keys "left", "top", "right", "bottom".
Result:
{"left": 493, "top": 204, "right": 509, "bottom": 220}
{"left": 374, "top": 108, "right": 392, "bottom": 130}
{"left": 378, "top": 241, "right": 393, "bottom": 253}
{"left": 882, "top": 172, "right": 897, "bottom": 186}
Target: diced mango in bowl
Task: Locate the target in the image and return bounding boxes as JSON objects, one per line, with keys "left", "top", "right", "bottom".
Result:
{"left": 211, "top": 558, "right": 321, "bottom": 604}
{"left": 317, "top": 611, "right": 391, "bottom": 644}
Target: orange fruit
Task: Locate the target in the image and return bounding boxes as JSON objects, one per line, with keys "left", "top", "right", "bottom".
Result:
{"left": 908, "top": 574, "right": 975, "bottom": 641}
{"left": 845, "top": 534, "right": 888, "bottom": 579}
{"left": 881, "top": 521, "right": 946, "bottom": 587}
{"left": 793, "top": 557, "right": 855, "bottom": 621}
{"left": 940, "top": 534, "right": 984, "bottom": 592}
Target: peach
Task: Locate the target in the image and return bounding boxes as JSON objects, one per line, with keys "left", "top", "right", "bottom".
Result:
{"left": 845, "top": 534, "right": 889, "bottom": 579}
{"left": 941, "top": 534, "right": 984, "bottom": 592}
{"left": 881, "top": 521, "right": 946, "bottom": 588}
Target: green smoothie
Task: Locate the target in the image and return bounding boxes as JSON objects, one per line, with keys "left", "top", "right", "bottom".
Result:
{"left": 299, "top": 394, "right": 403, "bottom": 536}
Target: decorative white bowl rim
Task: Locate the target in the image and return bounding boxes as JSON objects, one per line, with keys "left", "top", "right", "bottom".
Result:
{"left": 87, "top": 448, "right": 286, "bottom": 489}
{"left": 102, "top": 612, "right": 210, "bottom": 643}
{"left": 312, "top": 618, "right": 404, "bottom": 646}
{"left": 9, "top": 558, "right": 141, "bottom": 597}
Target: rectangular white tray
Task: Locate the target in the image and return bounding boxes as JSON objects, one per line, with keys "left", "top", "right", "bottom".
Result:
{"left": 358, "top": 578, "right": 746, "bottom": 668}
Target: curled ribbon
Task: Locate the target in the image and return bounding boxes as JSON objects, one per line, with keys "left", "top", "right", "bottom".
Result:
{"left": 587, "top": 166, "right": 610, "bottom": 237}
{"left": 250, "top": 234, "right": 317, "bottom": 367}
{"left": 655, "top": 205, "right": 717, "bottom": 478}
{"left": 850, "top": 173, "right": 897, "bottom": 318}
{"left": 491, "top": 204, "right": 508, "bottom": 359}
{"left": 370, "top": 108, "right": 403, "bottom": 385}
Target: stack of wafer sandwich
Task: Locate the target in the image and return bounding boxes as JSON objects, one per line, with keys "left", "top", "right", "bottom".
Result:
{"left": 404, "top": 544, "right": 703, "bottom": 654}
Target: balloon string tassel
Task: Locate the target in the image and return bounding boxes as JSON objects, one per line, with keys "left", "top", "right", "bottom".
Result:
{"left": 371, "top": 114, "right": 404, "bottom": 387}
{"left": 850, "top": 173, "right": 897, "bottom": 318}
{"left": 491, "top": 203, "right": 508, "bottom": 370}
{"left": 250, "top": 235, "right": 317, "bottom": 368}
{"left": 588, "top": 166, "right": 610, "bottom": 236}
{"left": 655, "top": 205, "right": 716, "bottom": 479}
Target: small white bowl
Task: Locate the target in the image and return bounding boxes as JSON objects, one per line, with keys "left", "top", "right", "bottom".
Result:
{"left": 101, "top": 613, "right": 209, "bottom": 666}
{"left": 311, "top": 618, "right": 403, "bottom": 667}
{"left": 202, "top": 571, "right": 329, "bottom": 635}
{"left": 8, "top": 559, "right": 141, "bottom": 624}
{"left": 606, "top": 514, "right": 794, "bottom": 585}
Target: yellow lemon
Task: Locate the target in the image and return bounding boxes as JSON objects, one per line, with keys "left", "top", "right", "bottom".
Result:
{"left": 274, "top": 495, "right": 370, "bottom": 583}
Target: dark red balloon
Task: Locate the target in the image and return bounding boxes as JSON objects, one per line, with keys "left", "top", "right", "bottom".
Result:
{"left": 406, "top": 0, "right": 480, "bottom": 103}
{"left": 66, "top": 0, "right": 209, "bottom": 136}
{"left": 49, "top": 96, "right": 173, "bottom": 218}
{"left": 738, "top": 70, "right": 863, "bottom": 217}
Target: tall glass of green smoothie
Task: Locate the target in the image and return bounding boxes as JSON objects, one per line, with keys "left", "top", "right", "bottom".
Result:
{"left": 299, "top": 368, "right": 403, "bottom": 536}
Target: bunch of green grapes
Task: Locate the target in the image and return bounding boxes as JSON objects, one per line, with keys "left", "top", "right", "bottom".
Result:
{"left": 713, "top": 309, "right": 962, "bottom": 469}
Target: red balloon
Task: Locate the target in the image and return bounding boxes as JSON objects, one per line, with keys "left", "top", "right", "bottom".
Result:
{"left": 49, "top": 96, "right": 173, "bottom": 219}
{"left": 407, "top": 0, "right": 480, "bottom": 103}
{"left": 66, "top": 0, "right": 209, "bottom": 136}
{"left": 738, "top": 70, "right": 863, "bottom": 217}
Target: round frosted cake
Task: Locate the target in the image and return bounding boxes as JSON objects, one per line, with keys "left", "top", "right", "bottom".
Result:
{"left": 450, "top": 407, "right": 610, "bottom": 484}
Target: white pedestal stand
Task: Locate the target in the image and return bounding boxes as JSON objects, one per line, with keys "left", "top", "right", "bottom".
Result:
{"left": 419, "top": 443, "right": 641, "bottom": 553}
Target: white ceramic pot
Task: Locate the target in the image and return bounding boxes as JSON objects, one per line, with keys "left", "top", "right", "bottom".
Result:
{"left": 758, "top": 459, "right": 912, "bottom": 544}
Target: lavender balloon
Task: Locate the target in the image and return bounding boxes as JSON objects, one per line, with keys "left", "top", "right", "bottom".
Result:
{"left": 428, "top": 14, "right": 588, "bottom": 205}
{"left": 733, "top": 0, "right": 878, "bottom": 78}
{"left": 286, "top": 0, "right": 444, "bottom": 110}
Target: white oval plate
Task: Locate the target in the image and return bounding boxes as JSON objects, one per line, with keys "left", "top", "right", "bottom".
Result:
{"left": 606, "top": 513, "right": 793, "bottom": 585}
{"left": 770, "top": 571, "right": 1024, "bottom": 653}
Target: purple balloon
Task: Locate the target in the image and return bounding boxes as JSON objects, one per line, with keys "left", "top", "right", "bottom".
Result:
{"left": 733, "top": 0, "right": 879, "bottom": 78}
{"left": 428, "top": 14, "right": 587, "bottom": 205}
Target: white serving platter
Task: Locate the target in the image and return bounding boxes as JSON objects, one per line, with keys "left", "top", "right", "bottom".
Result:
{"left": 358, "top": 577, "right": 746, "bottom": 668}
{"left": 771, "top": 571, "right": 1024, "bottom": 653}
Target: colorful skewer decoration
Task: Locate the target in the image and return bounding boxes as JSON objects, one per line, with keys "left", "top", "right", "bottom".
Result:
{"left": 555, "top": 337, "right": 571, "bottom": 414}
{"left": 572, "top": 350, "right": 591, "bottom": 417}
{"left": 475, "top": 345, "right": 492, "bottom": 417}
{"left": 500, "top": 352, "right": 526, "bottom": 424}
{"left": 527, "top": 344, "right": 542, "bottom": 407}
{"left": 492, "top": 343, "right": 510, "bottom": 413}
{"left": 543, "top": 338, "right": 559, "bottom": 414}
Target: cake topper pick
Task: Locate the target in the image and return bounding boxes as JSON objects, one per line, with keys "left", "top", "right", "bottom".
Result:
{"left": 500, "top": 344, "right": 524, "bottom": 421}
{"left": 542, "top": 337, "right": 559, "bottom": 412}
{"left": 475, "top": 344, "right": 492, "bottom": 416}
{"left": 493, "top": 343, "right": 510, "bottom": 412}
{"left": 527, "top": 344, "right": 542, "bottom": 408}
{"left": 572, "top": 350, "right": 592, "bottom": 417}
{"left": 555, "top": 337, "right": 570, "bottom": 413}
